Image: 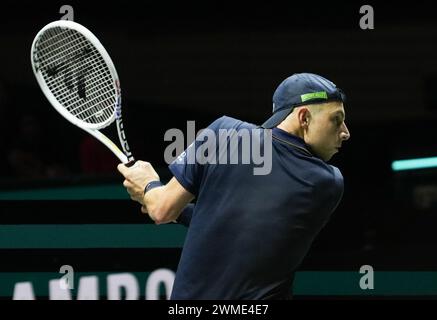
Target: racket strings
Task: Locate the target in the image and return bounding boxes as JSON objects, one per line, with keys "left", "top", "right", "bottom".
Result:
{"left": 35, "top": 27, "right": 116, "bottom": 125}
{"left": 37, "top": 30, "right": 83, "bottom": 66}
{"left": 43, "top": 30, "right": 115, "bottom": 123}
{"left": 47, "top": 60, "right": 115, "bottom": 114}
{"left": 47, "top": 60, "right": 112, "bottom": 104}
{"left": 39, "top": 38, "right": 115, "bottom": 124}
{"left": 38, "top": 29, "right": 84, "bottom": 61}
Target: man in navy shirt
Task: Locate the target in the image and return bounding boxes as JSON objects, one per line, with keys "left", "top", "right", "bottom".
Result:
{"left": 118, "top": 73, "right": 351, "bottom": 299}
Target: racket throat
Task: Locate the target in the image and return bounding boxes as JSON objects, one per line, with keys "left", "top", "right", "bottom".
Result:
{"left": 116, "top": 118, "right": 134, "bottom": 161}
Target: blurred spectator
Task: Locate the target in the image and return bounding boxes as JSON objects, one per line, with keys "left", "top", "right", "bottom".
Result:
{"left": 7, "top": 113, "right": 70, "bottom": 179}
{"left": 0, "top": 82, "right": 14, "bottom": 179}
{"left": 79, "top": 135, "right": 119, "bottom": 175}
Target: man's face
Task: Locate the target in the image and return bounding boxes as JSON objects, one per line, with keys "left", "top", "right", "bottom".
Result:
{"left": 304, "top": 101, "right": 350, "bottom": 161}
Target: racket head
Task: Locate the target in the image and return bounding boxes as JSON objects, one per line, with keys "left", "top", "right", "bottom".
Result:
{"left": 31, "top": 20, "right": 121, "bottom": 131}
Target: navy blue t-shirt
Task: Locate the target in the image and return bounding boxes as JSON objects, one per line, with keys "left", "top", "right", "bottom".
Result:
{"left": 169, "top": 116, "right": 344, "bottom": 299}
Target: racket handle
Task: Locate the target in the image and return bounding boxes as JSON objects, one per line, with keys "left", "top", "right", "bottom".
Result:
{"left": 125, "top": 160, "right": 136, "bottom": 167}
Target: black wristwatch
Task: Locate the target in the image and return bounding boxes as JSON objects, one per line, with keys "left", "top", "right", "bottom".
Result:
{"left": 144, "top": 180, "right": 163, "bottom": 195}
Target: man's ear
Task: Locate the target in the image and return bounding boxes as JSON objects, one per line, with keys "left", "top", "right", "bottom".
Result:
{"left": 297, "top": 107, "right": 310, "bottom": 127}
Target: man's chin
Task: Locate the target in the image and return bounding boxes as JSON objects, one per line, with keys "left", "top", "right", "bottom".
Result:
{"left": 323, "top": 150, "right": 337, "bottom": 162}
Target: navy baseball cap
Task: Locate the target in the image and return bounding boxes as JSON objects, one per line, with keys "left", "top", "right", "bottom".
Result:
{"left": 261, "top": 73, "right": 346, "bottom": 128}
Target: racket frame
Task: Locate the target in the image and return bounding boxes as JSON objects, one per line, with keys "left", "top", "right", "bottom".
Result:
{"left": 31, "top": 20, "right": 132, "bottom": 164}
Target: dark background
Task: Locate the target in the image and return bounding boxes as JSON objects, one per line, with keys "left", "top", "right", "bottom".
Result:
{"left": 1, "top": 1, "right": 437, "bottom": 297}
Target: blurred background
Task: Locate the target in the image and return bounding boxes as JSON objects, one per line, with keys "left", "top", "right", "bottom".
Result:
{"left": 1, "top": 1, "right": 437, "bottom": 299}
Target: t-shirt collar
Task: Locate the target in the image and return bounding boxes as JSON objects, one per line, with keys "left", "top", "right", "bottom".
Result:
{"left": 271, "top": 127, "right": 314, "bottom": 156}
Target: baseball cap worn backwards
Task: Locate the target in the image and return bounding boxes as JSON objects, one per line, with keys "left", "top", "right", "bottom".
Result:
{"left": 261, "top": 73, "right": 346, "bottom": 129}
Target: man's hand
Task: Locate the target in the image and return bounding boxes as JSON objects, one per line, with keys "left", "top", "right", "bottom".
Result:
{"left": 117, "top": 161, "right": 160, "bottom": 205}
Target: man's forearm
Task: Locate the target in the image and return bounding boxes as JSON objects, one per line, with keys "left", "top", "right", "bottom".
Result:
{"left": 143, "top": 179, "right": 194, "bottom": 224}
{"left": 143, "top": 186, "right": 173, "bottom": 224}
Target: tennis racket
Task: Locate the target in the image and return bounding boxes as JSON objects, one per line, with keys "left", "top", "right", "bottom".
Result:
{"left": 31, "top": 20, "right": 135, "bottom": 166}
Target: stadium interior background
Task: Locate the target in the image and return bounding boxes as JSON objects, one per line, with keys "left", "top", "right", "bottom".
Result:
{"left": 1, "top": 1, "right": 437, "bottom": 298}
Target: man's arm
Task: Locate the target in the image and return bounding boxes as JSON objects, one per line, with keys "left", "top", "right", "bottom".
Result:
{"left": 142, "top": 177, "right": 194, "bottom": 224}
{"left": 117, "top": 162, "right": 194, "bottom": 224}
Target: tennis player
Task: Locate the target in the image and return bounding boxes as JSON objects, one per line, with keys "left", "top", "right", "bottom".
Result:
{"left": 118, "top": 73, "right": 350, "bottom": 299}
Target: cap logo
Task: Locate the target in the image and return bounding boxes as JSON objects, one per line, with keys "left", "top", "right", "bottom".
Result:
{"left": 300, "top": 91, "right": 328, "bottom": 102}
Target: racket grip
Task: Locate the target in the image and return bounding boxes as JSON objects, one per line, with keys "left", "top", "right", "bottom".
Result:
{"left": 125, "top": 160, "right": 136, "bottom": 167}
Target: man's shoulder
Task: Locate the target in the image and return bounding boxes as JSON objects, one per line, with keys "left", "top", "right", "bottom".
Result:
{"left": 208, "top": 115, "right": 256, "bottom": 131}
{"left": 306, "top": 162, "right": 344, "bottom": 191}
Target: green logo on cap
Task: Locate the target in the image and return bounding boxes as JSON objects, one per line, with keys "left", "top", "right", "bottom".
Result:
{"left": 301, "top": 91, "right": 328, "bottom": 103}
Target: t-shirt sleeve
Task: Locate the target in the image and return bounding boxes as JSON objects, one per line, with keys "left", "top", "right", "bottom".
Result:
{"left": 168, "top": 116, "right": 225, "bottom": 197}
{"left": 176, "top": 203, "right": 195, "bottom": 227}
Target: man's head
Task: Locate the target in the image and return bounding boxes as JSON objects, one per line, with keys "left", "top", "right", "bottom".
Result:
{"left": 279, "top": 101, "right": 350, "bottom": 161}
{"left": 262, "top": 73, "right": 350, "bottom": 161}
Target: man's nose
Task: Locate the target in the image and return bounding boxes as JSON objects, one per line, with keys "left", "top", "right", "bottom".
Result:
{"left": 340, "top": 123, "right": 350, "bottom": 141}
